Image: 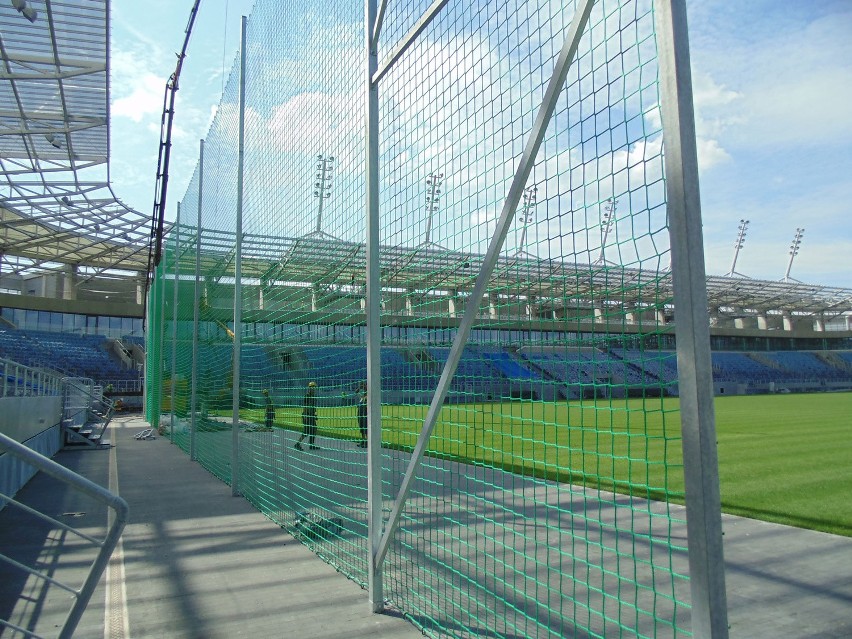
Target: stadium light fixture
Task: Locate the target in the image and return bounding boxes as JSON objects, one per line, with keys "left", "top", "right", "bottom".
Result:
{"left": 11, "top": 0, "right": 38, "bottom": 23}
{"left": 45, "top": 133, "right": 64, "bottom": 149}
{"left": 516, "top": 185, "right": 538, "bottom": 257}
{"left": 782, "top": 227, "right": 805, "bottom": 282}
{"left": 725, "top": 218, "right": 749, "bottom": 277}
{"left": 311, "top": 154, "right": 336, "bottom": 237}
{"left": 594, "top": 197, "right": 617, "bottom": 265}
{"left": 422, "top": 172, "right": 444, "bottom": 246}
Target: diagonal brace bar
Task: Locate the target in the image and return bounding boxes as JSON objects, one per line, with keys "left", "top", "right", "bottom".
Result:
{"left": 375, "top": 0, "right": 597, "bottom": 569}
{"left": 371, "top": 0, "right": 389, "bottom": 48}
{"left": 372, "top": 0, "right": 451, "bottom": 87}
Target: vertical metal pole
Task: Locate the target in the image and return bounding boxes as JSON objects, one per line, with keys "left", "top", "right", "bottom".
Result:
{"left": 232, "top": 15, "right": 247, "bottom": 497}
{"left": 156, "top": 253, "right": 167, "bottom": 431}
{"left": 143, "top": 279, "right": 150, "bottom": 421}
{"left": 365, "top": 0, "right": 384, "bottom": 612}
{"left": 655, "top": 2, "right": 728, "bottom": 637}
{"left": 190, "top": 139, "right": 204, "bottom": 461}
{"left": 170, "top": 203, "right": 181, "bottom": 443}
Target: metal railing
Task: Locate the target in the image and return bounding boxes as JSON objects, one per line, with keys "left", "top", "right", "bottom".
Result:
{"left": 1, "top": 358, "right": 62, "bottom": 398}
{"left": 60, "top": 378, "right": 115, "bottom": 448}
{"left": 0, "top": 432, "right": 129, "bottom": 639}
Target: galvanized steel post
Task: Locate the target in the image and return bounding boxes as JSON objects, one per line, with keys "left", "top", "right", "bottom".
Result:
{"left": 365, "top": 0, "right": 384, "bottom": 612}
{"left": 655, "top": 1, "right": 729, "bottom": 636}
{"left": 232, "top": 15, "right": 248, "bottom": 497}
{"left": 191, "top": 139, "right": 204, "bottom": 461}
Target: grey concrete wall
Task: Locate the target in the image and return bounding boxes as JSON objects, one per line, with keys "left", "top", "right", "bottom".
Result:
{"left": 0, "top": 396, "right": 63, "bottom": 443}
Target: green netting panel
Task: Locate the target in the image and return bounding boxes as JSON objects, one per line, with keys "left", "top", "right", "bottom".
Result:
{"left": 148, "top": 0, "right": 708, "bottom": 637}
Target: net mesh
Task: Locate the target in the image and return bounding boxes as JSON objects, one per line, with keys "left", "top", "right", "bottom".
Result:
{"left": 147, "top": 0, "right": 696, "bottom": 636}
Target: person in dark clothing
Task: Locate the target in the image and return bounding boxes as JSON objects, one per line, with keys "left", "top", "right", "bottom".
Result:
{"left": 357, "top": 386, "right": 367, "bottom": 447}
{"left": 295, "top": 382, "right": 319, "bottom": 450}
{"left": 262, "top": 389, "right": 275, "bottom": 429}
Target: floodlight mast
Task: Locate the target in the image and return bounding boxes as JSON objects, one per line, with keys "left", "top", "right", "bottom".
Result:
{"left": 724, "top": 219, "right": 749, "bottom": 277}
{"left": 313, "top": 154, "right": 335, "bottom": 235}
{"left": 783, "top": 227, "right": 804, "bottom": 282}
{"left": 516, "top": 185, "right": 537, "bottom": 256}
{"left": 423, "top": 172, "right": 443, "bottom": 246}
{"left": 594, "top": 197, "right": 617, "bottom": 265}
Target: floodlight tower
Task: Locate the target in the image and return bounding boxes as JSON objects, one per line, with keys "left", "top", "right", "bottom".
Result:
{"left": 516, "top": 185, "right": 538, "bottom": 256}
{"left": 313, "top": 154, "right": 335, "bottom": 236}
{"left": 422, "top": 172, "right": 443, "bottom": 246}
{"left": 725, "top": 219, "right": 749, "bottom": 277}
{"left": 782, "top": 227, "right": 805, "bottom": 282}
{"left": 594, "top": 197, "right": 617, "bottom": 265}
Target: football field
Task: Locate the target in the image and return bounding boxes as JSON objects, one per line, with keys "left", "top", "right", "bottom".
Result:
{"left": 245, "top": 391, "right": 851, "bottom": 536}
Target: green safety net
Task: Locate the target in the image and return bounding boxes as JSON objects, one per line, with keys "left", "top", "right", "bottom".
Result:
{"left": 147, "top": 0, "right": 698, "bottom": 636}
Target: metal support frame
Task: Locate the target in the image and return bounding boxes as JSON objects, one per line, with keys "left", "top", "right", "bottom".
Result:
{"left": 372, "top": 0, "right": 450, "bottom": 86}
{"left": 231, "top": 16, "right": 248, "bottom": 497}
{"left": 190, "top": 139, "right": 204, "bottom": 460}
{"left": 655, "top": 1, "right": 729, "bottom": 637}
{"left": 156, "top": 246, "right": 167, "bottom": 430}
{"left": 365, "top": 0, "right": 384, "bottom": 612}
{"left": 371, "top": 0, "right": 597, "bottom": 573}
{"left": 170, "top": 202, "right": 181, "bottom": 443}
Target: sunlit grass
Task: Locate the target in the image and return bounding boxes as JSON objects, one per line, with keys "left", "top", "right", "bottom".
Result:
{"left": 234, "top": 391, "right": 851, "bottom": 536}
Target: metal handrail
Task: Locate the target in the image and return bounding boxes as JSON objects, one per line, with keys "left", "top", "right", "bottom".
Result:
{"left": 0, "top": 356, "right": 142, "bottom": 396}
{"left": 0, "top": 432, "right": 129, "bottom": 639}
{"left": 1, "top": 358, "right": 62, "bottom": 398}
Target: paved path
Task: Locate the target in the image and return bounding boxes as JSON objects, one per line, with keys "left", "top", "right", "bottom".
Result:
{"left": 1, "top": 414, "right": 850, "bottom": 638}
{"left": 1, "top": 416, "right": 422, "bottom": 639}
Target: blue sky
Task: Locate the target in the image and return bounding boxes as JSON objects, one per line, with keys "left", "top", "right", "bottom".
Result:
{"left": 109, "top": 0, "right": 850, "bottom": 287}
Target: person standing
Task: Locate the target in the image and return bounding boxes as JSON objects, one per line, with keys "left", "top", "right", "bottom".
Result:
{"left": 357, "top": 386, "right": 368, "bottom": 447}
{"left": 262, "top": 389, "right": 275, "bottom": 429}
{"left": 295, "top": 381, "right": 319, "bottom": 450}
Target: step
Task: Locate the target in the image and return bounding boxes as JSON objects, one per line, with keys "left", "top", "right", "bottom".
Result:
{"left": 80, "top": 429, "right": 93, "bottom": 438}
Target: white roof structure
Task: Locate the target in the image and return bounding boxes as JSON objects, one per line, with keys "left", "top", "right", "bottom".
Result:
{"left": 179, "top": 232, "right": 852, "bottom": 326}
{"left": 0, "top": 0, "right": 150, "bottom": 284}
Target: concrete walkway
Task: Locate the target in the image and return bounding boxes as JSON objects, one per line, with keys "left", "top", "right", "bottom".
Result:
{"left": 1, "top": 416, "right": 422, "bottom": 639}
{"left": 1, "top": 414, "right": 850, "bottom": 638}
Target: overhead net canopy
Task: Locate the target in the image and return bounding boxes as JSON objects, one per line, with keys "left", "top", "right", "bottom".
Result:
{"left": 0, "top": 0, "right": 150, "bottom": 290}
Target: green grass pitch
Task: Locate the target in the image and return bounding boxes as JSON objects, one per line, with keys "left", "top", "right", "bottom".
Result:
{"left": 242, "top": 391, "right": 851, "bottom": 537}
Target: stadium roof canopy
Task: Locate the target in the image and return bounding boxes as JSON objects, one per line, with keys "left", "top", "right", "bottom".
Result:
{"left": 0, "top": 0, "right": 151, "bottom": 283}
{"left": 180, "top": 232, "right": 852, "bottom": 323}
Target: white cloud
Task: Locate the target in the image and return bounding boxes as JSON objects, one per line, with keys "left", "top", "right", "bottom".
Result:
{"left": 112, "top": 72, "right": 165, "bottom": 123}
{"left": 686, "top": 72, "right": 741, "bottom": 171}
{"left": 697, "top": 138, "right": 731, "bottom": 170}
{"left": 267, "top": 92, "right": 361, "bottom": 159}
{"left": 690, "top": 8, "right": 852, "bottom": 151}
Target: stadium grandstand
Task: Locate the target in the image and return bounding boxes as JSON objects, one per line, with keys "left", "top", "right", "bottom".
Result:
{"left": 1, "top": 1, "right": 850, "bottom": 639}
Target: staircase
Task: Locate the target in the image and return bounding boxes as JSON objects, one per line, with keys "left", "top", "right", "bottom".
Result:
{"left": 61, "top": 378, "right": 114, "bottom": 450}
